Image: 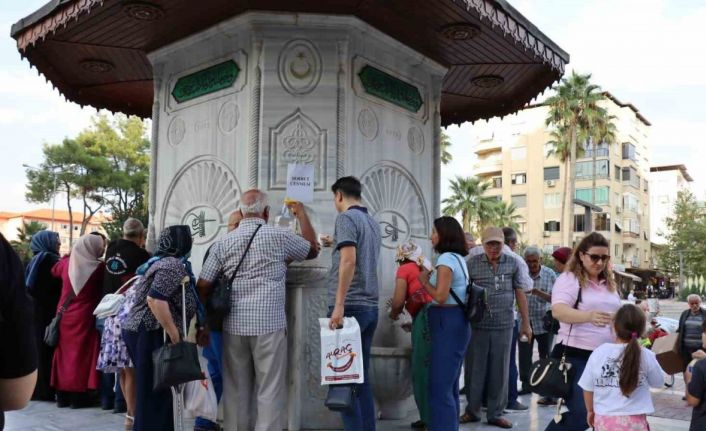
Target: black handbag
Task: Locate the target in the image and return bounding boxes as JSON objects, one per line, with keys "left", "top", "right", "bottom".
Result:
{"left": 528, "top": 287, "right": 582, "bottom": 399}
{"left": 324, "top": 384, "right": 356, "bottom": 411}
{"left": 210, "top": 225, "right": 262, "bottom": 317}
{"left": 450, "top": 254, "right": 487, "bottom": 323}
{"left": 542, "top": 309, "right": 560, "bottom": 335}
{"left": 152, "top": 276, "right": 203, "bottom": 391}
{"left": 44, "top": 292, "right": 75, "bottom": 347}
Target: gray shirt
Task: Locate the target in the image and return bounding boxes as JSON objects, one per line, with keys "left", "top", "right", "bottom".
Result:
{"left": 684, "top": 313, "right": 705, "bottom": 350}
{"left": 467, "top": 252, "right": 522, "bottom": 331}
{"left": 327, "top": 206, "right": 381, "bottom": 308}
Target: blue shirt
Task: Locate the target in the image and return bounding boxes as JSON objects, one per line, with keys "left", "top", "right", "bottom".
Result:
{"left": 430, "top": 252, "right": 468, "bottom": 306}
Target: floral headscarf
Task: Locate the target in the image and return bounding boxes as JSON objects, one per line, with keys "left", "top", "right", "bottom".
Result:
{"left": 395, "top": 241, "right": 432, "bottom": 271}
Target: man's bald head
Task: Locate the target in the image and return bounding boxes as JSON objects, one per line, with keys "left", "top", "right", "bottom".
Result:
{"left": 227, "top": 211, "right": 242, "bottom": 232}
{"left": 239, "top": 189, "right": 269, "bottom": 220}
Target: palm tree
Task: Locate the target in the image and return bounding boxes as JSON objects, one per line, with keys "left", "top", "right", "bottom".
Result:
{"left": 588, "top": 111, "right": 617, "bottom": 204}
{"left": 492, "top": 201, "right": 521, "bottom": 232}
{"left": 10, "top": 220, "right": 47, "bottom": 263}
{"left": 442, "top": 176, "right": 496, "bottom": 233}
{"left": 545, "top": 71, "right": 605, "bottom": 245}
{"left": 440, "top": 130, "right": 453, "bottom": 165}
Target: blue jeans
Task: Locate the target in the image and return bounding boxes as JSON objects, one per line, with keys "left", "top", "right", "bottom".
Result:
{"left": 507, "top": 320, "right": 519, "bottom": 405}
{"left": 328, "top": 305, "right": 378, "bottom": 431}
{"left": 428, "top": 307, "right": 471, "bottom": 431}
{"left": 544, "top": 351, "right": 589, "bottom": 431}
{"left": 194, "top": 331, "right": 223, "bottom": 429}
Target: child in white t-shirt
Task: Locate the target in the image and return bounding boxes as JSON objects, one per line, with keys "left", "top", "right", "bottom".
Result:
{"left": 578, "top": 303, "right": 664, "bottom": 431}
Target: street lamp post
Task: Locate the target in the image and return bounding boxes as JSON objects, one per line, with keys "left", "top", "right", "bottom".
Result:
{"left": 22, "top": 164, "right": 58, "bottom": 231}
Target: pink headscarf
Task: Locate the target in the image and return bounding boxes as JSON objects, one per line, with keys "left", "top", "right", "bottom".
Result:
{"left": 68, "top": 234, "right": 104, "bottom": 295}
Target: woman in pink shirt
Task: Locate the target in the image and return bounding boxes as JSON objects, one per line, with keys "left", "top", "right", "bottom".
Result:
{"left": 544, "top": 233, "right": 621, "bottom": 431}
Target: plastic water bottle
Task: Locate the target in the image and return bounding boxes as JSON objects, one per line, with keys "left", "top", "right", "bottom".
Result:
{"left": 519, "top": 334, "right": 529, "bottom": 343}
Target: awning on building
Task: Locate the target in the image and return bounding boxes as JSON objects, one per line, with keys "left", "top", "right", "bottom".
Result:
{"left": 10, "top": 0, "right": 569, "bottom": 124}
{"left": 614, "top": 270, "right": 642, "bottom": 282}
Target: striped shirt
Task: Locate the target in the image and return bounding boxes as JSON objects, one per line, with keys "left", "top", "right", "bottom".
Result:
{"left": 467, "top": 252, "right": 522, "bottom": 330}
{"left": 521, "top": 265, "right": 556, "bottom": 335}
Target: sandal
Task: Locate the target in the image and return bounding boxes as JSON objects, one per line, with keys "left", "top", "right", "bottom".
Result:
{"left": 125, "top": 414, "right": 134, "bottom": 431}
{"left": 459, "top": 412, "right": 480, "bottom": 424}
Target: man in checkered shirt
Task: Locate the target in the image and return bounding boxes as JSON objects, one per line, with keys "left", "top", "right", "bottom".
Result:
{"left": 197, "top": 189, "right": 319, "bottom": 431}
{"left": 518, "top": 246, "right": 557, "bottom": 405}
{"left": 462, "top": 227, "right": 531, "bottom": 429}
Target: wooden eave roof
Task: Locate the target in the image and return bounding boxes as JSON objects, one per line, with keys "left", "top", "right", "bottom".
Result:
{"left": 11, "top": 0, "right": 569, "bottom": 126}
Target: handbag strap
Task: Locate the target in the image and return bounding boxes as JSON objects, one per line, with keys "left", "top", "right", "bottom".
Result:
{"left": 561, "top": 285, "right": 583, "bottom": 359}
{"left": 57, "top": 291, "right": 76, "bottom": 317}
{"left": 447, "top": 254, "right": 470, "bottom": 307}
{"left": 225, "top": 224, "right": 262, "bottom": 291}
{"left": 116, "top": 275, "right": 140, "bottom": 295}
{"left": 181, "top": 276, "right": 189, "bottom": 337}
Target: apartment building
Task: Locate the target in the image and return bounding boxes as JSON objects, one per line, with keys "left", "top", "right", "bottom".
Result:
{"left": 649, "top": 164, "right": 693, "bottom": 246}
{"left": 471, "top": 92, "right": 652, "bottom": 269}
{"left": 0, "top": 209, "right": 107, "bottom": 254}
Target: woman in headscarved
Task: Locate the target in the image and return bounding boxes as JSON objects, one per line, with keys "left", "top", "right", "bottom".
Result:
{"left": 122, "top": 225, "right": 199, "bottom": 431}
{"left": 24, "top": 230, "right": 62, "bottom": 401}
{"left": 50, "top": 233, "right": 105, "bottom": 408}
{"left": 389, "top": 241, "right": 434, "bottom": 430}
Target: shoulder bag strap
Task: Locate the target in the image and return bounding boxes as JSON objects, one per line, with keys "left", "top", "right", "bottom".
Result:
{"left": 562, "top": 284, "right": 583, "bottom": 358}
{"left": 116, "top": 275, "right": 141, "bottom": 295}
{"left": 226, "top": 224, "right": 263, "bottom": 291}
{"left": 57, "top": 291, "right": 76, "bottom": 317}
{"left": 447, "top": 254, "right": 469, "bottom": 307}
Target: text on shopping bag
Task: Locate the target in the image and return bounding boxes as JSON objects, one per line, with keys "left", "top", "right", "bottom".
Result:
{"left": 319, "top": 317, "right": 364, "bottom": 384}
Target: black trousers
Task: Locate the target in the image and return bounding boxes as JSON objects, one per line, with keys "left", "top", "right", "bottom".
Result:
{"left": 518, "top": 332, "right": 553, "bottom": 387}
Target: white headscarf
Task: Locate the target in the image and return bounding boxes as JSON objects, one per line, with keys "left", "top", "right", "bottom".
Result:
{"left": 69, "top": 234, "right": 104, "bottom": 295}
{"left": 395, "top": 241, "right": 432, "bottom": 271}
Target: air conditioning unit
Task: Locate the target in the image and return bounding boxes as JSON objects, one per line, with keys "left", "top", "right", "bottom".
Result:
{"left": 543, "top": 231, "right": 551, "bottom": 237}
{"left": 546, "top": 180, "right": 556, "bottom": 187}
{"left": 616, "top": 206, "right": 622, "bottom": 214}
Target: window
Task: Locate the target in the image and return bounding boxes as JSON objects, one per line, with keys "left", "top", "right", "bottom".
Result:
{"left": 491, "top": 176, "right": 502, "bottom": 188}
{"left": 574, "top": 214, "right": 586, "bottom": 232}
{"left": 511, "top": 147, "right": 527, "bottom": 160}
{"left": 622, "top": 167, "right": 639, "bottom": 188}
{"left": 544, "top": 143, "right": 554, "bottom": 158}
{"left": 614, "top": 165, "right": 621, "bottom": 181}
{"left": 544, "top": 220, "right": 561, "bottom": 232}
{"left": 544, "top": 166, "right": 560, "bottom": 181}
{"left": 615, "top": 244, "right": 621, "bottom": 260}
{"left": 544, "top": 193, "right": 561, "bottom": 208}
{"left": 595, "top": 213, "right": 611, "bottom": 231}
{"left": 511, "top": 173, "right": 527, "bottom": 185}
{"left": 623, "top": 218, "right": 640, "bottom": 235}
{"left": 622, "top": 142, "right": 637, "bottom": 161}
{"left": 575, "top": 160, "right": 609, "bottom": 180}
{"left": 511, "top": 194, "right": 527, "bottom": 207}
{"left": 643, "top": 179, "right": 649, "bottom": 192}
{"left": 61, "top": 224, "right": 68, "bottom": 230}
{"left": 623, "top": 193, "right": 639, "bottom": 212}
{"left": 575, "top": 187, "right": 610, "bottom": 204}
{"left": 583, "top": 141, "right": 609, "bottom": 158}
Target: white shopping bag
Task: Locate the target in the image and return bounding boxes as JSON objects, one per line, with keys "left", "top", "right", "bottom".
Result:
{"left": 319, "top": 317, "right": 364, "bottom": 385}
{"left": 184, "top": 352, "right": 218, "bottom": 421}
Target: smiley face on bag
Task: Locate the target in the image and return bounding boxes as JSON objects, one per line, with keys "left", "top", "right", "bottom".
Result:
{"left": 325, "top": 343, "right": 357, "bottom": 373}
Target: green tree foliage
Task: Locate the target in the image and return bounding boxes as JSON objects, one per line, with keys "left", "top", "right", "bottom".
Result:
{"left": 443, "top": 176, "right": 522, "bottom": 236}
{"left": 440, "top": 130, "right": 453, "bottom": 165}
{"left": 545, "top": 71, "right": 606, "bottom": 246}
{"left": 26, "top": 113, "right": 150, "bottom": 243}
{"left": 659, "top": 190, "right": 706, "bottom": 281}
{"left": 10, "top": 221, "right": 47, "bottom": 264}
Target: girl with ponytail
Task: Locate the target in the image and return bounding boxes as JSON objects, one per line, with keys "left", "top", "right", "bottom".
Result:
{"left": 578, "top": 304, "right": 664, "bottom": 430}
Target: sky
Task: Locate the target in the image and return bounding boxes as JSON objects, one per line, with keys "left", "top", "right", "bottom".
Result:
{"left": 443, "top": 0, "right": 706, "bottom": 201}
{"left": 1, "top": 0, "right": 705, "bottom": 214}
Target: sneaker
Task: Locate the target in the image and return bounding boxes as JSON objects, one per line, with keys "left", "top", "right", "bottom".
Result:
{"left": 505, "top": 401, "right": 528, "bottom": 411}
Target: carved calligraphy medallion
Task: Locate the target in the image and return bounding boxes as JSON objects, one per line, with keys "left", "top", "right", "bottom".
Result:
{"left": 218, "top": 101, "right": 239, "bottom": 134}
{"left": 167, "top": 117, "right": 186, "bottom": 147}
{"left": 357, "top": 108, "right": 379, "bottom": 141}
{"left": 278, "top": 39, "right": 323, "bottom": 96}
{"left": 407, "top": 126, "right": 424, "bottom": 155}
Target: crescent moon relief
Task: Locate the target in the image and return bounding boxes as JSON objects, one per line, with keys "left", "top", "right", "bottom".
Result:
{"left": 278, "top": 39, "right": 323, "bottom": 96}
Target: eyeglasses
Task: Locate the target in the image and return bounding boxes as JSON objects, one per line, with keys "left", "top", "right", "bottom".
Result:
{"left": 584, "top": 253, "right": 611, "bottom": 263}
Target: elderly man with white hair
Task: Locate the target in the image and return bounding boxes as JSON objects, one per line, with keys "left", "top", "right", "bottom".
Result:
{"left": 518, "top": 246, "right": 557, "bottom": 405}
{"left": 197, "top": 189, "right": 319, "bottom": 431}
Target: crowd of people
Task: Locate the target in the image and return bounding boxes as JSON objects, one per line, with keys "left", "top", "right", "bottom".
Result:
{"left": 1, "top": 175, "right": 706, "bottom": 431}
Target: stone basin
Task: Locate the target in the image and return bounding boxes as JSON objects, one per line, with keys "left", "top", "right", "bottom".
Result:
{"left": 370, "top": 346, "right": 413, "bottom": 420}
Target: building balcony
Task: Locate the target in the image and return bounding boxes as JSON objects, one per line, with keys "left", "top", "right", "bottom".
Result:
{"left": 474, "top": 140, "right": 502, "bottom": 156}
{"left": 473, "top": 161, "right": 502, "bottom": 176}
